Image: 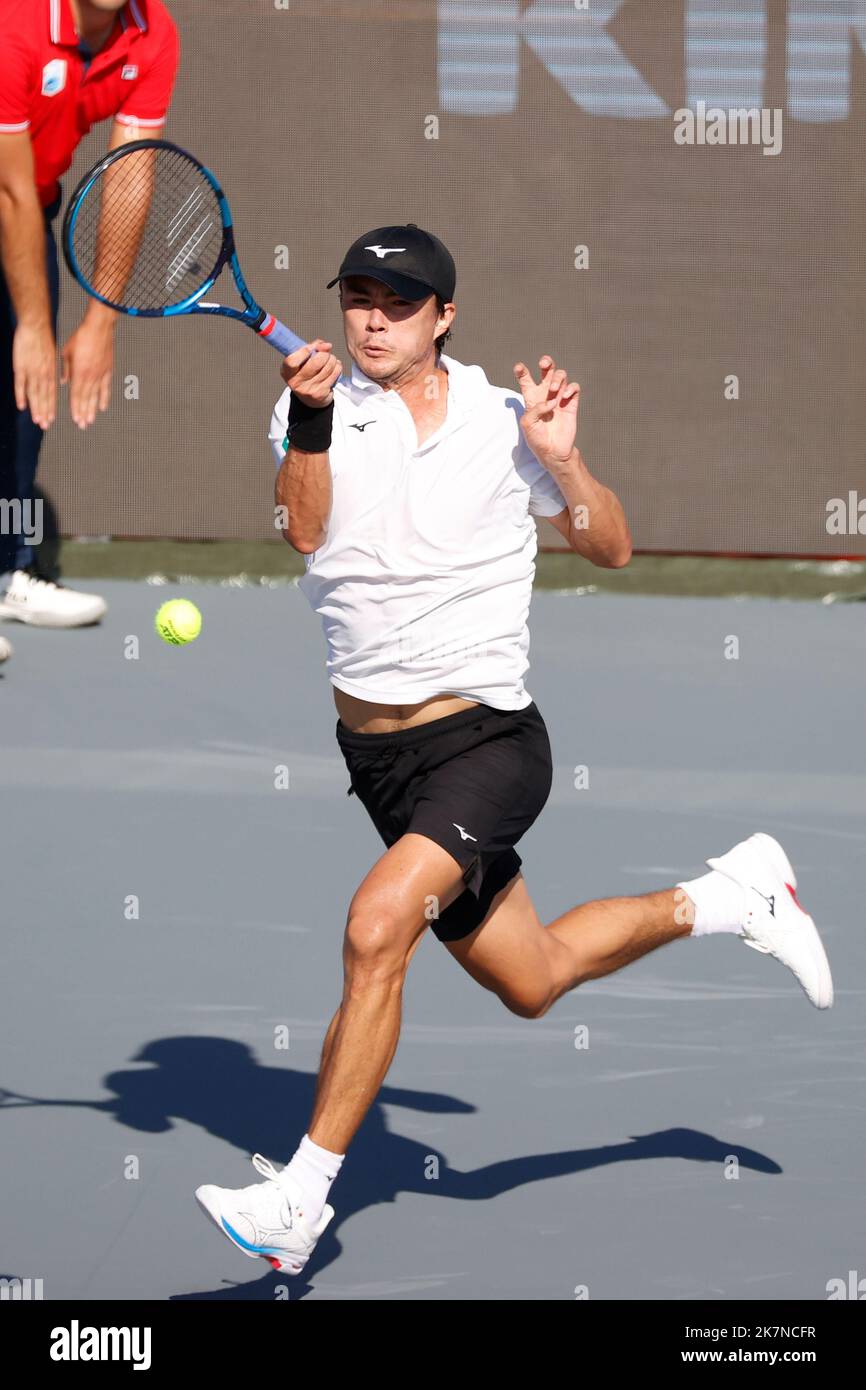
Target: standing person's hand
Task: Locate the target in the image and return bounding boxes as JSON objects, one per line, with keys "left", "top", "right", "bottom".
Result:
{"left": 513, "top": 355, "right": 580, "bottom": 466}
{"left": 61, "top": 315, "right": 115, "bottom": 429}
{"left": 13, "top": 321, "right": 56, "bottom": 429}
{"left": 280, "top": 338, "right": 342, "bottom": 407}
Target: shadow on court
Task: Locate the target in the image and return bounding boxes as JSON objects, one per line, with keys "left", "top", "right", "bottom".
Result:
{"left": 1, "top": 1035, "right": 782, "bottom": 1300}
{"left": 0, "top": 583, "right": 861, "bottom": 1299}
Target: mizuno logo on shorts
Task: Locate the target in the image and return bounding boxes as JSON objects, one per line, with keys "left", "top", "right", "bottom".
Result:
{"left": 453, "top": 823, "right": 477, "bottom": 842}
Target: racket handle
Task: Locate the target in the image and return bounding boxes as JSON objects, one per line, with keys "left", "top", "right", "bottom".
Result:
{"left": 256, "top": 311, "right": 351, "bottom": 386}
{"left": 256, "top": 314, "right": 310, "bottom": 357}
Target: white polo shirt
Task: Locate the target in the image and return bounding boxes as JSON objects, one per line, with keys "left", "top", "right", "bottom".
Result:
{"left": 269, "top": 352, "right": 568, "bottom": 711}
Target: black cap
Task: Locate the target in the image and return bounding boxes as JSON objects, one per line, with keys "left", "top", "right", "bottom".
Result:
{"left": 326, "top": 223, "right": 456, "bottom": 302}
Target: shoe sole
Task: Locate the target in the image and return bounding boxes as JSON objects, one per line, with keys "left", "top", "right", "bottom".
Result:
{"left": 0, "top": 610, "right": 106, "bottom": 629}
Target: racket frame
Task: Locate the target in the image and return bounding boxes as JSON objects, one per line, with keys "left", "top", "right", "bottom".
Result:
{"left": 62, "top": 138, "right": 304, "bottom": 355}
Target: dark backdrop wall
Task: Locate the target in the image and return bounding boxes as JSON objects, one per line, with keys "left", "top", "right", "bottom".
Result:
{"left": 41, "top": 0, "right": 866, "bottom": 555}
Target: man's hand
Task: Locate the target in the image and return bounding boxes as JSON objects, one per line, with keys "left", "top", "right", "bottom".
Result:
{"left": 280, "top": 338, "right": 343, "bottom": 407}
{"left": 513, "top": 355, "right": 580, "bottom": 466}
{"left": 60, "top": 315, "right": 116, "bottom": 429}
{"left": 13, "top": 321, "right": 57, "bottom": 429}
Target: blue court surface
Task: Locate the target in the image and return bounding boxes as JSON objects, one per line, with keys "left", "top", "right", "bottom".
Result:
{"left": 1, "top": 580, "right": 862, "bottom": 1300}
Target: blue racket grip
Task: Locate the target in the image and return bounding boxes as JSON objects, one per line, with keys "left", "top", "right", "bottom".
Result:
{"left": 256, "top": 315, "right": 309, "bottom": 357}
{"left": 257, "top": 311, "right": 350, "bottom": 385}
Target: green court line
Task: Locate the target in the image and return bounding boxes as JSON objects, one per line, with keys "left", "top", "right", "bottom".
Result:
{"left": 46, "top": 540, "right": 866, "bottom": 601}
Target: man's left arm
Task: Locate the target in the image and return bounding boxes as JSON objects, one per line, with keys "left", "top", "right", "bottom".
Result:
{"left": 541, "top": 453, "right": 631, "bottom": 568}
{"left": 514, "top": 355, "right": 632, "bottom": 568}
{"left": 62, "top": 15, "right": 180, "bottom": 428}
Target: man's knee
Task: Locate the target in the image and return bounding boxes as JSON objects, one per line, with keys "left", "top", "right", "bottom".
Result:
{"left": 499, "top": 984, "right": 555, "bottom": 1020}
{"left": 343, "top": 904, "right": 417, "bottom": 985}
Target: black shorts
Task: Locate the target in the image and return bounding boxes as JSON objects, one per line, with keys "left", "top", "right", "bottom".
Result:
{"left": 336, "top": 701, "right": 553, "bottom": 943}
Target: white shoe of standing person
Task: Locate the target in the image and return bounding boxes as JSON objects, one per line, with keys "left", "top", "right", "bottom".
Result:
{"left": 0, "top": 634, "right": 12, "bottom": 663}
{"left": 0, "top": 569, "right": 107, "bottom": 628}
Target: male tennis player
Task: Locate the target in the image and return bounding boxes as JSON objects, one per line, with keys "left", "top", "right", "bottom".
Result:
{"left": 0, "top": 0, "right": 179, "bottom": 635}
{"left": 194, "top": 225, "right": 834, "bottom": 1276}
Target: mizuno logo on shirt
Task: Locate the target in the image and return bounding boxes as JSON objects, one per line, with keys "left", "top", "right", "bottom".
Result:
{"left": 453, "top": 823, "right": 477, "bottom": 842}
{"left": 364, "top": 245, "right": 405, "bottom": 258}
{"left": 121, "top": 64, "right": 139, "bottom": 80}
{"left": 350, "top": 422, "right": 375, "bottom": 432}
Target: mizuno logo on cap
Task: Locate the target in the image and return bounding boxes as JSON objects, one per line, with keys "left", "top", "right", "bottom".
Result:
{"left": 364, "top": 246, "right": 406, "bottom": 258}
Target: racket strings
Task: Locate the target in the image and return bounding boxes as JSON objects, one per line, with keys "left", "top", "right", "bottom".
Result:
{"left": 69, "top": 147, "right": 224, "bottom": 311}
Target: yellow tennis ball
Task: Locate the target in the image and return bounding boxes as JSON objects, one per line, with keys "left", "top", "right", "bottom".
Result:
{"left": 155, "top": 599, "right": 202, "bottom": 646}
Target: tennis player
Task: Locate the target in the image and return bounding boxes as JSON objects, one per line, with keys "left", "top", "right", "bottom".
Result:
{"left": 195, "top": 225, "right": 834, "bottom": 1276}
{"left": 0, "top": 0, "right": 179, "bottom": 634}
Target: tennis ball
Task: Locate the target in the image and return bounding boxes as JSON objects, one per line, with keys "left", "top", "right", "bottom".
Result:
{"left": 155, "top": 599, "right": 202, "bottom": 646}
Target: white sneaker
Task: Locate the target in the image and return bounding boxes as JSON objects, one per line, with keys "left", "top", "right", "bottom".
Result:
{"left": 195, "top": 1153, "right": 335, "bottom": 1275}
{"left": 707, "top": 832, "right": 833, "bottom": 1009}
{"left": 0, "top": 569, "right": 107, "bottom": 628}
{"left": 0, "top": 634, "right": 12, "bottom": 663}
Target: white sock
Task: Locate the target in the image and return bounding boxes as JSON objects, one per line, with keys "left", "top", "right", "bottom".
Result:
{"left": 282, "top": 1133, "right": 344, "bottom": 1224}
{"left": 677, "top": 869, "right": 746, "bottom": 937}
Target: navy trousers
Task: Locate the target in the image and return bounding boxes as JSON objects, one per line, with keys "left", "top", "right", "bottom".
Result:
{"left": 0, "top": 192, "right": 62, "bottom": 574}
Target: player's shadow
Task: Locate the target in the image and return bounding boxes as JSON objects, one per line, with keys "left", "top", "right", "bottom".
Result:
{"left": 1, "top": 1035, "right": 782, "bottom": 1300}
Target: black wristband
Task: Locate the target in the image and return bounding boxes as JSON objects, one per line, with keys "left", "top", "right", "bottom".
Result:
{"left": 286, "top": 394, "right": 334, "bottom": 453}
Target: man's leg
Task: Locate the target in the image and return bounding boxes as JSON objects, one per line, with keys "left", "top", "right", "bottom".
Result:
{"left": 445, "top": 872, "right": 695, "bottom": 1018}
{"left": 6, "top": 211, "right": 59, "bottom": 575}
{"left": 0, "top": 241, "right": 20, "bottom": 578}
{"left": 306, "top": 832, "right": 470, "bottom": 1155}
{"left": 0, "top": 207, "right": 106, "bottom": 622}
{"left": 311, "top": 930, "right": 426, "bottom": 1113}
{"left": 193, "top": 832, "right": 471, "bottom": 1271}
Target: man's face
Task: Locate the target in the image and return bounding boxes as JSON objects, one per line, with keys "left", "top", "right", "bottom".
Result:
{"left": 339, "top": 275, "right": 452, "bottom": 383}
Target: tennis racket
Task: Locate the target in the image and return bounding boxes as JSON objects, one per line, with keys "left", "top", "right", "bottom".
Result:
{"left": 0, "top": 1084, "right": 109, "bottom": 1114}
{"left": 62, "top": 138, "right": 327, "bottom": 363}
{"left": 0, "top": 1085, "right": 44, "bottom": 1108}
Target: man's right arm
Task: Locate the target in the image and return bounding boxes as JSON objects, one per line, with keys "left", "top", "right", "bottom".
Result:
{"left": 0, "top": 132, "right": 55, "bottom": 428}
{"left": 275, "top": 339, "right": 342, "bottom": 554}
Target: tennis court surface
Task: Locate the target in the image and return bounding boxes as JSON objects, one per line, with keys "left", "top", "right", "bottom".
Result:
{"left": 1, "top": 578, "right": 863, "bottom": 1300}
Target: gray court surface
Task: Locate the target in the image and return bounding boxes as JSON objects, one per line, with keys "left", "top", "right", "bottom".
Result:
{"left": 1, "top": 580, "right": 862, "bottom": 1301}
